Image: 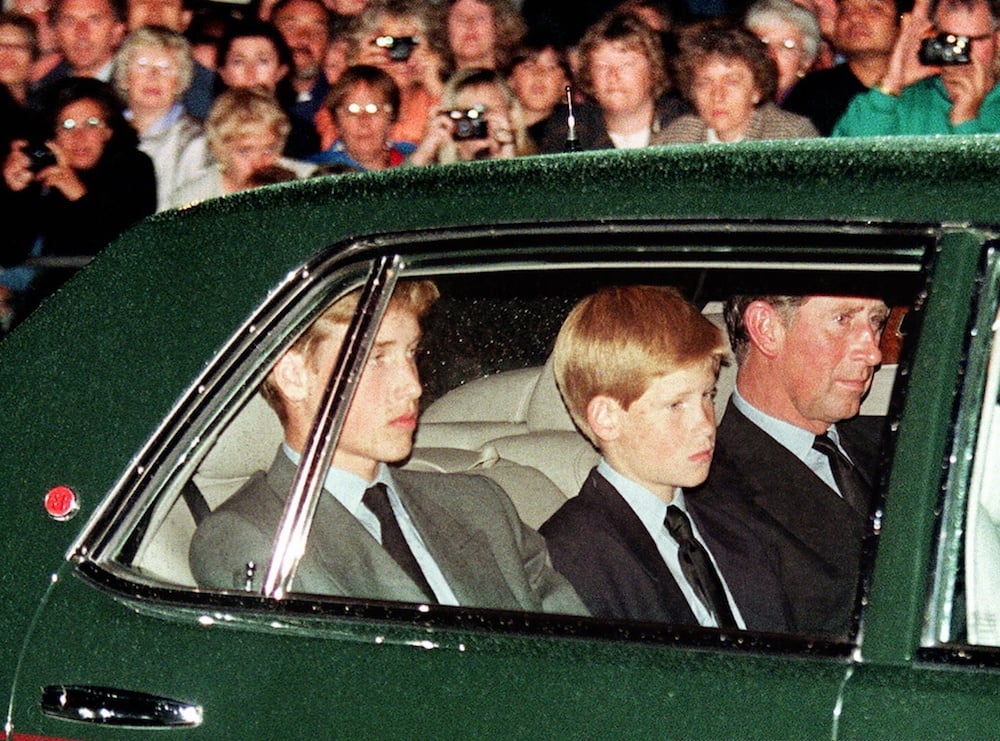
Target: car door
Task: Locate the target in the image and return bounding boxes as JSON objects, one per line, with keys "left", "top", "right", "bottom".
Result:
{"left": 4, "top": 221, "right": 953, "bottom": 740}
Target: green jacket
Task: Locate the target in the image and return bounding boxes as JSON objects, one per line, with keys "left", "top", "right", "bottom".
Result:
{"left": 833, "top": 76, "right": 1000, "bottom": 136}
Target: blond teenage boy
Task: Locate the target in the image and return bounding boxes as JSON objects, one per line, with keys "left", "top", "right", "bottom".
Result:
{"left": 539, "top": 285, "right": 790, "bottom": 630}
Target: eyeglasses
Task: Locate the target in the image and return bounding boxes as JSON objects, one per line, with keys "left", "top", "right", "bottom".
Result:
{"left": 58, "top": 116, "right": 106, "bottom": 131}
{"left": 131, "top": 56, "right": 179, "bottom": 75}
{"left": 759, "top": 36, "right": 800, "bottom": 52}
{"left": 341, "top": 102, "right": 394, "bottom": 116}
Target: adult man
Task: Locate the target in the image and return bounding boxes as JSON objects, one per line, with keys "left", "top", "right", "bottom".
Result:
{"left": 32, "top": 0, "right": 124, "bottom": 99}
{"left": 271, "top": 0, "right": 331, "bottom": 126}
{"left": 189, "top": 281, "right": 587, "bottom": 615}
{"left": 124, "top": 0, "right": 213, "bottom": 118}
{"left": 833, "top": 0, "right": 1000, "bottom": 135}
{"left": 783, "top": 0, "right": 900, "bottom": 135}
{"left": 690, "top": 294, "right": 889, "bottom": 636}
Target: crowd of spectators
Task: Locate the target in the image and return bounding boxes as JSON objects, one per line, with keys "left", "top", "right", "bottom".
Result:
{"left": 2, "top": 0, "right": 1000, "bottom": 326}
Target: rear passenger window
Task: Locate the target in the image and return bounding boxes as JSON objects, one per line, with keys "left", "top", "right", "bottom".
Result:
{"left": 925, "top": 246, "right": 1000, "bottom": 650}
{"left": 100, "top": 225, "right": 929, "bottom": 647}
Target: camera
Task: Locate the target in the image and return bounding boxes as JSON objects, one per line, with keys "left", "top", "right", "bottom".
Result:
{"left": 447, "top": 106, "right": 488, "bottom": 140}
{"left": 374, "top": 35, "right": 418, "bottom": 62}
{"left": 919, "top": 33, "right": 972, "bottom": 65}
{"left": 23, "top": 142, "right": 57, "bottom": 173}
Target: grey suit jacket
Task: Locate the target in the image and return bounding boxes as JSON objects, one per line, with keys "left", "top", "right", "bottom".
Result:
{"left": 653, "top": 102, "right": 819, "bottom": 144}
{"left": 689, "top": 400, "right": 882, "bottom": 636}
{"left": 189, "top": 450, "right": 587, "bottom": 615}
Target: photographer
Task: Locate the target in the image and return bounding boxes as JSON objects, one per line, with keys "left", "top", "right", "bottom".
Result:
{"left": 407, "top": 67, "right": 535, "bottom": 165}
{"left": 1, "top": 77, "right": 155, "bottom": 323}
{"left": 833, "top": 0, "right": 1000, "bottom": 135}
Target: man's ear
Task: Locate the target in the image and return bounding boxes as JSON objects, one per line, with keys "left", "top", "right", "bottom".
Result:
{"left": 743, "top": 300, "right": 786, "bottom": 359}
{"left": 270, "top": 349, "right": 311, "bottom": 405}
{"left": 586, "top": 395, "right": 623, "bottom": 444}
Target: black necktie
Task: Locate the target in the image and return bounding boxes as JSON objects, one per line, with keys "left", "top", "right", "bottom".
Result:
{"left": 812, "top": 433, "right": 871, "bottom": 515}
{"left": 362, "top": 484, "right": 436, "bottom": 603}
{"left": 664, "top": 505, "right": 738, "bottom": 629}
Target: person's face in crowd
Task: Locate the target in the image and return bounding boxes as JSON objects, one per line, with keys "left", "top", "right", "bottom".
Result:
{"left": 11, "top": 0, "right": 59, "bottom": 56}
{"left": 589, "top": 39, "right": 655, "bottom": 116}
{"left": 356, "top": 13, "right": 427, "bottom": 89}
{"left": 451, "top": 81, "right": 513, "bottom": 161}
{"left": 294, "top": 308, "right": 423, "bottom": 480}
{"left": 507, "top": 46, "right": 568, "bottom": 117}
{"left": 0, "top": 23, "right": 35, "bottom": 92}
{"left": 933, "top": 0, "right": 999, "bottom": 101}
{"left": 595, "top": 357, "right": 718, "bottom": 502}
{"left": 273, "top": 0, "right": 330, "bottom": 81}
{"left": 762, "top": 296, "right": 887, "bottom": 433}
{"left": 219, "top": 36, "right": 288, "bottom": 91}
{"left": 334, "top": 80, "right": 394, "bottom": 165}
{"left": 834, "top": 0, "right": 898, "bottom": 59}
{"left": 223, "top": 127, "right": 282, "bottom": 188}
{"left": 798, "top": 0, "right": 837, "bottom": 40}
{"left": 752, "top": 17, "right": 808, "bottom": 98}
{"left": 126, "top": 0, "right": 190, "bottom": 33}
{"left": 125, "top": 43, "right": 182, "bottom": 111}
{"left": 448, "top": 0, "right": 495, "bottom": 68}
{"left": 53, "top": 0, "right": 125, "bottom": 76}
{"left": 323, "top": 36, "right": 348, "bottom": 84}
{"left": 54, "top": 97, "right": 112, "bottom": 169}
{"left": 690, "top": 54, "right": 761, "bottom": 141}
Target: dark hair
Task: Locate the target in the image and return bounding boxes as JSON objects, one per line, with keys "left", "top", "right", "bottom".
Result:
{"left": 218, "top": 18, "right": 294, "bottom": 72}
{"left": 271, "top": 0, "right": 332, "bottom": 31}
{"left": 673, "top": 20, "right": 778, "bottom": 106}
{"left": 724, "top": 294, "right": 806, "bottom": 363}
{"left": 0, "top": 12, "right": 39, "bottom": 60}
{"left": 51, "top": 0, "right": 126, "bottom": 23}
{"left": 326, "top": 64, "right": 400, "bottom": 121}
{"left": 506, "top": 31, "right": 572, "bottom": 80}
{"left": 42, "top": 76, "right": 139, "bottom": 153}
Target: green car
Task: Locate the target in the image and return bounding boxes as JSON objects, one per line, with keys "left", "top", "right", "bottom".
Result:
{"left": 2, "top": 139, "right": 999, "bottom": 740}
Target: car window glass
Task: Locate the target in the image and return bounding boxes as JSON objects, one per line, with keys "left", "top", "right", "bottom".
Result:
{"left": 922, "top": 246, "right": 1000, "bottom": 651}
{"left": 105, "top": 234, "right": 928, "bottom": 648}
{"left": 965, "top": 311, "right": 1000, "bottom": 647}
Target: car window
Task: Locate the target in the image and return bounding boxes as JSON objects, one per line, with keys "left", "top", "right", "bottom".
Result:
{"left": 95, "top": 224, "right": 930, "bottom": 650}
{"left": 924, "top": 245, "right": 1000, "bottom": 651}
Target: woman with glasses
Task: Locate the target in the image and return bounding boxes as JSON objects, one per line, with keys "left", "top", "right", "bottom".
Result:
{"left": 113, "top": 27, "right": 212, "bottom": 211}
{"left": 0, "top": 76, "right": 156, "bottom": 324}
{"left": 310, "top": 65, "right": 415, "bottom": 171}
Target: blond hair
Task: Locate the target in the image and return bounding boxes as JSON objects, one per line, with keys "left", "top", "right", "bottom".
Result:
{"left": 553, "top": 285, "right": 726, "bottom": 446}
{"left": 261, "top": 280, "right": 439, "bottom": 423}
{"left": 205, "top": 87, "right": 291, "bottom": 163}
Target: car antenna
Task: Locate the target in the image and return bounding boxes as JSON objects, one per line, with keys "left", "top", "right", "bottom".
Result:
{"left": 565, "top": 85, "right": 580, "bottom": 152}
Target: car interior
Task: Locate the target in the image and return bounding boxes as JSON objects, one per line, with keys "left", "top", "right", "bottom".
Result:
{"left": 125, "top": 270, "right": 908, "bottom": 595}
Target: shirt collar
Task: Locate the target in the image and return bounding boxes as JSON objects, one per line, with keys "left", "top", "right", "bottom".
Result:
{"left": 732, "top": 388, "right": 840, "bottom": 457}
{"left": 597, "top": 458, "right": 686, "bottom": 533}
{"left": 282, "top": 443, "right": 397, "bottom": 515}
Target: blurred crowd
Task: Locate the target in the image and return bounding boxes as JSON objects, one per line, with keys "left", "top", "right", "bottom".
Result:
{"left": 2, "top": 0, "right": 999, "bottom": 326}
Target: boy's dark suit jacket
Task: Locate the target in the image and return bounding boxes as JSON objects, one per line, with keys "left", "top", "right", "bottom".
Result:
{"left": 540, "top": 467, "right": 791, "bottom": 632}
{"left": 689, "top": 400, "right": 883, "bottom": 637}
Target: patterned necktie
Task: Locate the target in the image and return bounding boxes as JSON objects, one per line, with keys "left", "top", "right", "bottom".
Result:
{"left": 362, "top": 483, "right": 436, "bottom": 602}
{"left": 812, "top": 433, "right": 871, "bottom": 515}
{"left": 664, "top": 505, "right": 738, "bottom": 629}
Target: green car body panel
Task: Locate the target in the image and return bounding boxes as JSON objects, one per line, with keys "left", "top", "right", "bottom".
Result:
{"left": 1, "top": 138, "right": 998, "bottom": 739}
